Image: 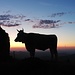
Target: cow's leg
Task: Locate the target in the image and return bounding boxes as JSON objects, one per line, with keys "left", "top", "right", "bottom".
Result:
{"left": 50, "top": 48, "right": 54, "bottom": 60}
{"left": 54, "top": 47, "right": 58, "bottom": 60}
{"left": 30, "top": 49, "right": 35, "bottom": 58}
{"left": 50, "top": 46, "right": 58, "bottom": 61}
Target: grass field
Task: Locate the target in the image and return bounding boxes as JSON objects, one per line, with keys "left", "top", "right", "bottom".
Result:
{"left": 0, "top": 50, "right": 75, "bottom": 74}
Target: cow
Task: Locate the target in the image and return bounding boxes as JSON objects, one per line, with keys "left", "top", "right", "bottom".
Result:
{"left": 14, "top": 29, "right": 58, "bottom": 60}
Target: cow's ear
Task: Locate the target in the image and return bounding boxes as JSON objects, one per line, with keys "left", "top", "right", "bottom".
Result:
{"left": 17, "top": 29, "right": 19, "bottom": 32}
{"left": 22, "top": 28, "right": 24, "bottom": 32}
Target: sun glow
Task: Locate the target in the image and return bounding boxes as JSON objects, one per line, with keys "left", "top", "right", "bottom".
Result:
{"left": 10, "top": 40, "right": 25, "bottom": 51}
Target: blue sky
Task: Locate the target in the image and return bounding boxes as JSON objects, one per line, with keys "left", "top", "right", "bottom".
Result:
{"left": 0, "top": 0, "right": 75, "bottom": 50}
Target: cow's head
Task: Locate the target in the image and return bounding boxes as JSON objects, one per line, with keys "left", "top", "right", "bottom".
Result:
{"left": 14, "top": 29, "right": 25, "bottom": 42}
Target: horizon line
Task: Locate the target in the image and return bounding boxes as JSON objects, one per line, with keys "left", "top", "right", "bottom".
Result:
{"left": 10, "top": 46, "right": 75, "bottom": 51}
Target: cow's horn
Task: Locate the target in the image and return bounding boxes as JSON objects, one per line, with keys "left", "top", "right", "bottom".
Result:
{"left": 17, "top": 29, "right": 19, "bottom": 32}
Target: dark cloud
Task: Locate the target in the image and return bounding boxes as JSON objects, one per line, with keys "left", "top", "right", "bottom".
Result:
{"left": 25, "top": 19, "right": 34, "bottom": 22}
{"left": 68, "top": 22, "right": 75, "bottom": 24}
{"left": 2, "top": 23, "right": 20, "bottom": 27}
{"left": 39, "top": 20, "right": 61, "bottom": 25}
{"left": 60, "top": 21, "right": 75, "bottom": 25}
{"left": 25, "top": 19, "right": 31, "bottom": 21}
{"left": 3, "top": 10, "right": 11, "bottom": 13}
{"left": 5, "top": 10, "right": 11, "bottom": 13}
{"left": 0, "top": 22, "right": 4, "bottom": 25}
{"left": 0, "top": 10, "right": 75, "bottom": 28}
{"left": 33, "top": 21, "right": 75, "bottom": 29}
{"left": 0, "top": 13, "right": 25, "bottom": 27}
{"left": 33, "top": 23, "right": 60, "bottom": 29}
{"left": 0, "top": 14, "right": 11, "bottom": 20}
{"left": 49, "top": 11, "right": 75, "bottom": 17}
{"left": 33, "top": 19, "right": 61, "bottom": 29}
{"left": 33, "top": 20, "right": 75, "bottom": 29}
{"left": 13, "top": 15, "right": 26, "bottom": 20}
{"left": 0, "top": 14, "right": 26, "bottom": 20}
{"left": 50, "top": 12, "right": 66, "bottom": 17}
{"left": 0, "top": 21, "right": 20, "bottom": 27}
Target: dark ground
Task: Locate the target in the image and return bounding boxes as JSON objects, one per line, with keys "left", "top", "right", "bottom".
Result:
{"left": 0, "top": 55, "right": 75, "bottom": 75}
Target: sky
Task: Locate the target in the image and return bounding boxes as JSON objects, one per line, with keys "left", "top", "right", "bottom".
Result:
{"left": 0, "top": 0, "right": 75, "bottom": 51}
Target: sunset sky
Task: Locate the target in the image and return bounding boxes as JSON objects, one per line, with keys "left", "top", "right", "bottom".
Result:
{"left": 0, "top": 0, "right": 75, "bottom": 51}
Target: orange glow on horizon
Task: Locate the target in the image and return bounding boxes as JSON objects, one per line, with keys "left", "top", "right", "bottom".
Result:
{"left": 10, "top": 46, "right": 75, "bottom": 51}
{"left": 57, "top": 46, "right": 75, "bottom": 50}
{"left": 10, "top": 47, "right": 26, "bottom": 51}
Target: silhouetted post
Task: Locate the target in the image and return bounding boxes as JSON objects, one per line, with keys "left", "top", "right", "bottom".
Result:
{"left": 13, "top": 51, "right": 15, "bottom": 58}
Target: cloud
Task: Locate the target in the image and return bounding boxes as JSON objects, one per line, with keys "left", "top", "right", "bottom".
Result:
{"left": 0, "top": 10, "right": 75, "bottom": 28}
{"left": 39, "top": 20, "right": 61, "bottom": 25}
{"left": 59, "top": 21, "right": 75, "bottom": 25}
{"left": 2, "top": 23, "right": 20, "bottom": 27}
{"left": 0, "top": 22, "right": 4, "bottom": 25}
{"left": 0, "top": 14, "right": 26, "bottom": 20}
{"left": 25, "top": 19, "right": 34, "bottom": 22}
{"left": 50, "top": 12, "right": 66, "bottom": 17}
{"left": 68, "top": 21, "right": 75, "bottom": 24}
{"left": 0, "top": 14, "right": 11, "bottom": 20}
{"left": 3, "top": 10, "right": 11, "bottom": 13}
{"left": 48, "top": 11, "right": 75, "bottom": 18}
{"left": 0, "top": 13, "right": 25, "bottom": 27}
{"left": 33, "top": 24, "right": 60, "bottom": 29}
{"left": 13, "top": 15, "right": 26, "bottom": 20}
{"left": 33, "top": 19, "right": 61, "bottom": 29}
{"left": 0, "top": 21, "right": 20, "bottom": 27}
{"left": 32, "top": 19, "right": 75, "bottom": 29}
{"left": 25, "top": 19, "right": 31, "bottom": 21}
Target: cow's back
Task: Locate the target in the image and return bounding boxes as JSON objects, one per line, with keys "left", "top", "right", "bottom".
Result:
{"left": 27, "top": 33, "right": 57, "bottom": 41}
{"left": 25, "top": 33, "right": 57, "bottom": 50}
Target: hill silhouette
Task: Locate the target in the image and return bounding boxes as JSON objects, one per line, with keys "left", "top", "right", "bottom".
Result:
{"left": 0, "top": 55, "right": 75, "bottom": 75}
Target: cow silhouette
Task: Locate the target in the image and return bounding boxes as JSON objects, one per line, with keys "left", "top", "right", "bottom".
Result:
{"left": 15, "top": 29, "right": 58, "bottom": 60}
{"left": 0, "top": 26, "right": 10, "bottom": 61}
